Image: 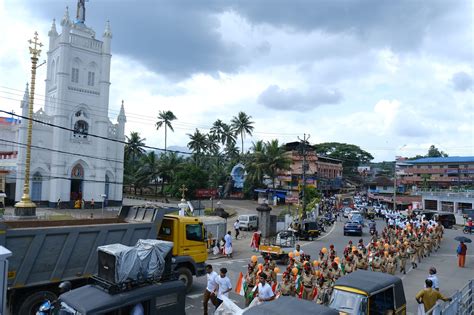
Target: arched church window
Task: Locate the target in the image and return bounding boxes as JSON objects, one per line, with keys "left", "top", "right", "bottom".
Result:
{"left": 73, "top": 120, "right": 89, "bottom": 138}
{"left": 33, "top": 172, "right": 42, "bottom": 181}
{"left": 71, "top": 164, "right": 84, "bottom": 179}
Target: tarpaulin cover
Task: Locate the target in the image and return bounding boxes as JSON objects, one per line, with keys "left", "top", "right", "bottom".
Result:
{"left": 98, "top": 239, "right": 173, "bottom": 283}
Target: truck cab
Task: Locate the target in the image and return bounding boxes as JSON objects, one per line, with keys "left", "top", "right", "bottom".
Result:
{"left": 158, "top": 215, "right": 208, "bottom": 290}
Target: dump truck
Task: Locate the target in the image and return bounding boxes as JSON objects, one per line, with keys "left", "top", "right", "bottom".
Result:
{"left": 0, "top": 205, "right": 208, "bottom": 314}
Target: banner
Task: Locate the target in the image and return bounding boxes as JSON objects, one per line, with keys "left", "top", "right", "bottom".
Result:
{"left": 195, "top": 189, "right": 218, "bottom": 198}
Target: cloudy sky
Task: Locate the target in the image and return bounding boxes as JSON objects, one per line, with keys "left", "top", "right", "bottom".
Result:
{"left": 0, "top": 0, "right": 472, "bottom": 161}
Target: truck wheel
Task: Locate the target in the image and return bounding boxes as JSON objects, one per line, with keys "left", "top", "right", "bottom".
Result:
{"left": 18, "top": 290, "right": 57, "bottom": 315}
{"left": 177, "top": 267, "right": 193, "bottom": 293}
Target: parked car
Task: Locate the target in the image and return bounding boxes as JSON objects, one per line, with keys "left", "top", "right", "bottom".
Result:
{"left": 238, "top": 214, "right": 258, "bottom": 231}
{"left": 344, "top": 221, "right": 363, "bottom": 236}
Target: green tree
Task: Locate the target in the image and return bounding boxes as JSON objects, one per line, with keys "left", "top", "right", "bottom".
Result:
{"left": 156, "top": 110, "right": 177, "bottom": 152}
{"left": 168, "top": 163, "right": 209, "bottom": 198}
{"left": 187, "top": 129, "right": 208, "bottom": 154}
{"left": 245, "top": 140, "right": 267, "bottom": 186}
{"left": 125, "top": 132, "right": 146, "bottom": 162}
{"left": 231, "top": 111, "right": 255, "bottom": 154}
{"left": 139, "top": 151, "right": 161, "bottom": 195}
{"left": 158, "top": 152, "right": 184, "bottom": 194}
{"left": 421, "top": 173, "right": 432, "bottom": 189}
{"left": 264, "top": 139, "right": 291, "bottom": 190}
{"left": 314, "top": 142, "right": 374, "bottom": 178}
{"left": 427, "top": 145, "right": 448, "bottom": 158}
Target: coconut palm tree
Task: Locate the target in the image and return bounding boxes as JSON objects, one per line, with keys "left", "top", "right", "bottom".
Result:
{"left": 187, "top": 129, "right": 208, "bottom": 154}
{"left": 158, "top": 152, "right": 184, "bottom": 194}
{"left": 139, "top": 151, "right": 161, "bottom": 195}
{"left": 155, "top": 110, "right": 177, "bottom": 152}
{"left": 245, "top": 140, "right": 267, "bottom": 186}
{"left": 220, "top": 123, "right": 236, "bottom": 147}
{"left": 264, "top": 139, "right": 291, "bottom": 190}
{"left": 125, "top": 131, "right": 146, "bottom": 162}
{"left": 231, "top": 111, "right": 254, "bottom": 154}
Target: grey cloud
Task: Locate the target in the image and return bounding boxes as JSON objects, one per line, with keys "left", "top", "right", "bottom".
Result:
{"left": 231, "top": 0, "right": 465, "bottom": 52}
{"left": 23, "top": 0, "right": 246, "bottom": 80}
{"left": 258, "top": 84, "right": 342, "bottom": 111}
{"left": 452, "top": 72, "right": 473, "bottom": 91}
{"left": 20, "top": 0, "right": 470, "bottom": 79}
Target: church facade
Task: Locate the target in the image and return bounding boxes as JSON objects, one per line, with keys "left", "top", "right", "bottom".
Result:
{"left": 15, "top": 2, "right": 126, "bottom": 207}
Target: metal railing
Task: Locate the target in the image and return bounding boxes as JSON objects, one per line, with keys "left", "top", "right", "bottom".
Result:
{"left": 426, "top": 279, "right": 473, "bottom": 315}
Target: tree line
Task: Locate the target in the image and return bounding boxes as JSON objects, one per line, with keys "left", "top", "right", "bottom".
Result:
{"left": 124, "top": 111, "right": 376, "bottom": 198}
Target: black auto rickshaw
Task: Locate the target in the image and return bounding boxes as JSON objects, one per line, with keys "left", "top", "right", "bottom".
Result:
{"left": 243, "top": 296, "right": 338, "bottom": 315}
{"left": 366, "top": 207, "right": 376, "bottom": 220}
{"left": 295, "top": 220, "right": 322, "bottom": 240}
{"left": 330, "top": 270, "right": 406, "bottom": 314}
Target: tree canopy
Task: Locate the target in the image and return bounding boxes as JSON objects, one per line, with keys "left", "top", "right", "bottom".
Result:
{"left": 314, "top": 142, "right": 374, "bottom": 177}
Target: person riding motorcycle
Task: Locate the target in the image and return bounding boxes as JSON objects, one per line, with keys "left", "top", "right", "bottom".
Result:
{"left": 369, "top": 220, "right": 377, "bottom": 235}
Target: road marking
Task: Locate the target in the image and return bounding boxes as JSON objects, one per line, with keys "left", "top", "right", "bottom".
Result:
{"left": 302, "top": 222, "right": 337, "bottom": 244}
{"left": 187, "top": 293, "right": 203, "bottom": 299}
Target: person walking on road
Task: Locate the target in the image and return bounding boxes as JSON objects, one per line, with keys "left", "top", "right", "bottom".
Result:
{"left": 203, "top": 265, "right": 218, "bottom": 315}
{"left": 416, "top": 279, "right": 451, "bottom": 313}
{"left": 426, "top": 267, "right": 439, "bottom": 291}
{"left": 457, "top": 241, "right": 467, "bottom": 268}
{"left": 215, "top": 268, "right": 232, "bottom": 308}
{"left": 234, "top": 220, "right": 240, "bottom": 240}
{"left": 90, "top": 198, "right": 95, "bottom": 209}
{"left": 224, "top": 231, "right": 233, "bottom": 258}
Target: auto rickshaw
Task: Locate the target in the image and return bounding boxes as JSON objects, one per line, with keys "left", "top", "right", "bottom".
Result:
{"left": 295, "top": 220, "right": 322, "bottom": 240}
{"left": 366, "top": 207, "right": 376, "bottom": 220}
{"left": 329, "top": 270, "right": 406, "bottom": 315}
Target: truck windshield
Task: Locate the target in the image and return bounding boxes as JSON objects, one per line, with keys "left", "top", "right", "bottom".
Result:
{"left": 329, "top": 289, "right": 367, "bottom": 315}
{"left": 186, "top": 224, "right": 203, "bottom": 242}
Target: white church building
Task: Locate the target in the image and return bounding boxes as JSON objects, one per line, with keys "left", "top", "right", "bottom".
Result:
{"left": 13, "top": 2, "right": 126, "bottom": 207}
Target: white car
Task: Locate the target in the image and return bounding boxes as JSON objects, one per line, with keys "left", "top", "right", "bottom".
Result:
{"left": 343, "top": 207, "right": 352, "bottom": 218}
{"left": 349, "top": 210, "right": 362, "bottom": 221}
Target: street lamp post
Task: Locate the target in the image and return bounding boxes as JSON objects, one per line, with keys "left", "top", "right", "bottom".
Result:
{"left": 15, "top": 32, "right": 43, "bottom": 217}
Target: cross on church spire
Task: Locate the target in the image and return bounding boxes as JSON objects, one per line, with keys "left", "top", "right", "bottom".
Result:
{"left": 179, "top": 185, "right": 188, "bottom": 199}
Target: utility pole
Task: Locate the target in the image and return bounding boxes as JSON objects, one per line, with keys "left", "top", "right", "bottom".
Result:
{"left": 297, "top": 134, "right": 310, "bottom": 218}
{"left": 393, "top": 160, "right": 397, "bottom": 212}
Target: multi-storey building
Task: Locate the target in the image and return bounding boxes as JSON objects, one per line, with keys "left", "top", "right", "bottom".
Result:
{"left": 276, "top": 142, "right": 343, "bottom": 198}
{"left": 401, "top": 157, "right": 474, "bottom": 188}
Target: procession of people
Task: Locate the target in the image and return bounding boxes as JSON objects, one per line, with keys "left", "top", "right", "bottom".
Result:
{"left": 237, "top": 210, "right": 445, "bottom": 307}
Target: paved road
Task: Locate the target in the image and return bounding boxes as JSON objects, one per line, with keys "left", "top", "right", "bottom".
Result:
{"left": 185, "top": 214, "right": 473, "bottom": 315}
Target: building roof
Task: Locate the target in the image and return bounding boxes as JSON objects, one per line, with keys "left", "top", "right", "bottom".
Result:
{"left": 369, "top": 176, "right": 393, "bottom": 186}
{"left": 334, "top": 270, "right": 405, "bottom": 304}
{"left": 409, "top": 156, "right": 474, "bottom": 164}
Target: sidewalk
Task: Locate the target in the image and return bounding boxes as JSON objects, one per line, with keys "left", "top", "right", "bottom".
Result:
{"left": 401, "top": 226, "right": 473, "bottom": 314}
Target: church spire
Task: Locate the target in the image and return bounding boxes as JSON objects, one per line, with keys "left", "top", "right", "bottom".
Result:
{"left": 21, "top": 83, "right": 29, "bottom": 109}
{"left": 118, "top": 100, "right": 126, "bottom": 123}
{"left": 61, "top": 6, "right": 71, "bottom": 27}
{"left": 103, "top": 20, "right": 112, "bottom": 38}
{"left": 48, "top": 19, "right": 58, "bottom": 37}
{"left": 76, "top": 0, "right": 86, "bottom": 24}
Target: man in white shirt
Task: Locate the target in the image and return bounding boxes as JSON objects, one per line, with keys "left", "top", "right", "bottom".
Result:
{"left": 234, "top": 220, "right": 240, "bottom": 239}
{"left": 203, "top": 265, "right": 218, "bottom": 315}
{"left": 215, "top": 267, "right": 232, "bottom": 307}
{"left": 224, "top": 231, "right": 233, "bottom": 258}
{"left": 427, "top": 267, "right": 440, "bottom": 291}
{"left": 257, "top": 273, "right": 275, "bottom": 302}
{"left": 293, "top": 244, "right": 304, "bottom": 262}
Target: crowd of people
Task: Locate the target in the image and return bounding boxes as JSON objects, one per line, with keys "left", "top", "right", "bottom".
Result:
{"left": 240, "top": 213, "right": 445, "bottom": 307}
